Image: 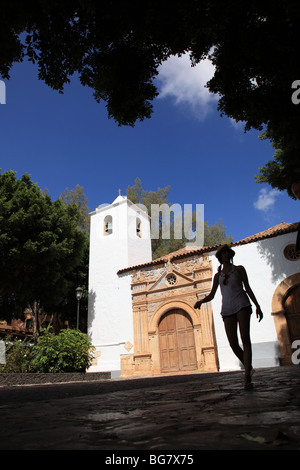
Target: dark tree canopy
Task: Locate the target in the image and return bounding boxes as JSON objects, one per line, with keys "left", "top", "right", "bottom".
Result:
{"left": 1, "top": 1, "right": 300, "bottom": 191}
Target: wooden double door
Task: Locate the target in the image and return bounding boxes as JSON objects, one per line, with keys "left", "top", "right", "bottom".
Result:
{"left": 158, "top": 309, "right": 197, "bottom": 373}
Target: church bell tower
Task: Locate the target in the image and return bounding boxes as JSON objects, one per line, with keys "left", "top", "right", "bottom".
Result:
{"left": 87, "top": 191, "right": 152, "bottom": 374}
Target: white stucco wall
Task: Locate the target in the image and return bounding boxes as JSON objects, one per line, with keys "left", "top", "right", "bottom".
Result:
{"left": 210, "top": 232, "right": 300, "bottom": 371}
{"left": 87, "top": 197, "right": 151, "bottom": 373}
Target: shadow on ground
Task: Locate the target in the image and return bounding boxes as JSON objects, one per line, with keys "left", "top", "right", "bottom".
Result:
{"left": 0, "top": 366, "right": 299, "bottom": 450}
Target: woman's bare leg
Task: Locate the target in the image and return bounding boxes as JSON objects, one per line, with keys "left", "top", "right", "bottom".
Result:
{"left": 224, "top": 310, "right": 253, "bottom": 387}
{"left": 237, "top": 309, "right": 252, "bottom": 385}
{"left": 223, "top": 315, "right": 244, "bottom": 365}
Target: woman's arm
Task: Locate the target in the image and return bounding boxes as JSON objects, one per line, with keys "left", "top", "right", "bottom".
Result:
{"left": 194, "top": 272, "right": 219, "bottom": 309}
{"left": 237, "top": 265, "right": 263, "bottom": 321}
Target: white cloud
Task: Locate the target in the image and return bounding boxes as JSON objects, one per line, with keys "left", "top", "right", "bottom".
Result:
{"left": 253, "top": 188, "right": 282, "bottom": 212}
{"left": 229, "top": 118, "right": 245, "bottom": 131}
{"left": 157, "top": 53, "right": 218, "bottom": 120}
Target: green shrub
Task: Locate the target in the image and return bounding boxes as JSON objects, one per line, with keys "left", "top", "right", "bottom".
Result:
{"left": 32, "top": 329, "right": 94, "bottom": 373}
{"left": 0, "top": 337, "right": 34, "bottom": 373}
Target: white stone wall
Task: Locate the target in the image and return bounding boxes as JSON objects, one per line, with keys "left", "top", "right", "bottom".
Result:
{"left": 210, "top": 232, "right": 300, "bottom": 371}
{"left": 87, "top": 197, "right": 151, "bottom": 373}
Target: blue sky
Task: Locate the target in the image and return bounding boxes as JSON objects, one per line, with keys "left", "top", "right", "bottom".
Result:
{"left": 0, "top": 54, "right": 298, "bottom": 244}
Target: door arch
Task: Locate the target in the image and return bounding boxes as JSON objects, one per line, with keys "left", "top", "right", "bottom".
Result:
{"left": 272, "top": 273, "right": 300, "bottom": 364}
{"left": 158, "top": 309, "right": 197, "bottom": 373}
{"left": 284, "top": 284, "right": 300, "bottom": 343}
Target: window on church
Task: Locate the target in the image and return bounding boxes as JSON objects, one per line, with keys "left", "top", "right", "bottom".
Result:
{"left": 284, "top": 243, "right": 300, "bottom": 261}
{"left": 104, "top": 215, "right": 113, "bottom": 236}
{"left": 166, "top": 273, "right": 177, "bottom": 285}
{"left": 136, "top": 218, "right": 142, "bottom": 238}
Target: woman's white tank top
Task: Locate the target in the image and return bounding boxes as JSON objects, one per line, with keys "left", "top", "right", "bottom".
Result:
{"left": 219, "top": 266, "right": 251, "bottom": 316}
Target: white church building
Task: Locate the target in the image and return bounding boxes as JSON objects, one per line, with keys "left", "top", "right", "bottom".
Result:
{"left": 87, "top": 194, "right": 300, "bottom": 377}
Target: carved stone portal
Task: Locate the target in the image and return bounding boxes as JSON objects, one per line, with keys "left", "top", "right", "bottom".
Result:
{"left": 121, "top": 256, "right": 219, "bottom": 377}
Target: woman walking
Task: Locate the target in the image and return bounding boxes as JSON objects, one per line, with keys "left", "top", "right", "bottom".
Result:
{"left": 194, "top": 245, "right": 263, "bottom": 389}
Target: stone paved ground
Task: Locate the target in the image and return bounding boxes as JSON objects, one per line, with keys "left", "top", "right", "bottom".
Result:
{"left": 0, "top": 366, "right": 299, "bottom": 451}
